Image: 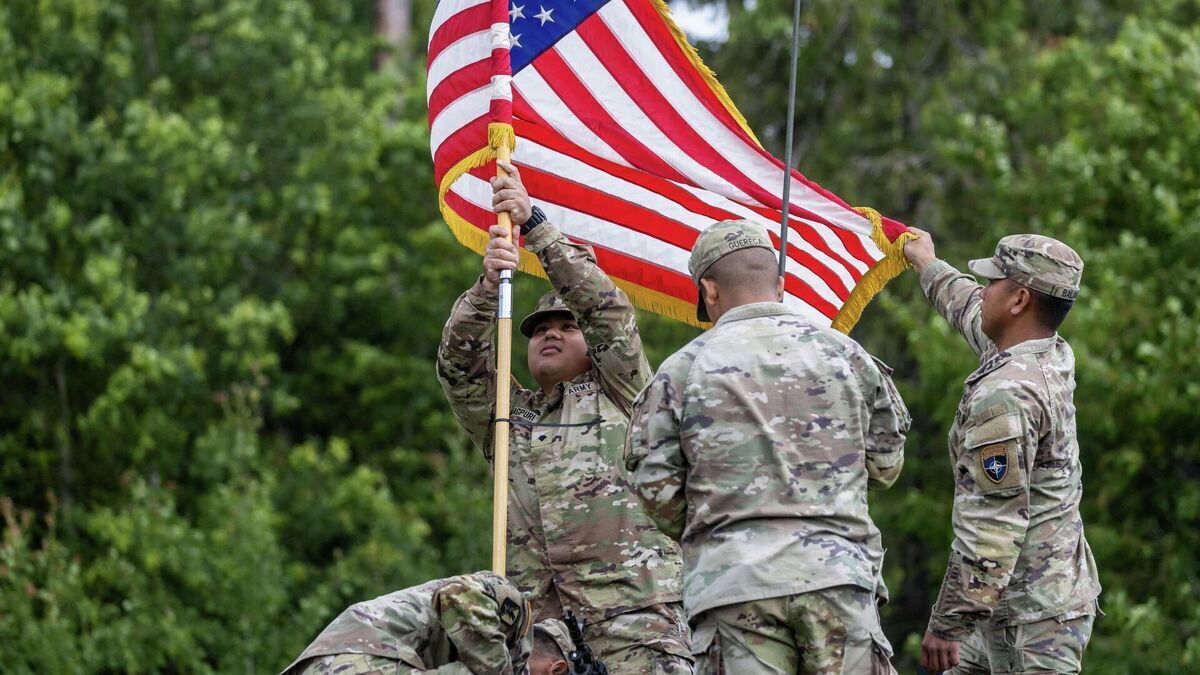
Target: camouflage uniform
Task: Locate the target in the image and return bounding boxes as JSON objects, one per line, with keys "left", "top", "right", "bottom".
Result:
{"left": 625, "top": 220, "right": 908, "bottom": 674}
{"left": 437, "top": 219, "right": 692, "bottom": 674}
{"left": 281, "top": 572, "right": 531, "bottom": 675}
{"left": 919, "top": 234, "right": 1102, "bottom": 673}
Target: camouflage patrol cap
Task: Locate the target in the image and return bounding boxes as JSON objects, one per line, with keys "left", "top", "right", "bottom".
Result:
{"left": 968, "top": 234, "right": 1083, "bottom": 300}
{"left": 532, "top": 619, "right": 575, "bottom": 659}
{"left": 520, "top": 291, "right": 578, "bottom": 338}
{"left": 688, "top": 219, "right": 775, "bottom": 322}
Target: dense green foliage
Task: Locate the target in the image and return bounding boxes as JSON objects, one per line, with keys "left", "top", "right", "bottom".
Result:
{"left": 1, "top": 0, "right": 1196, "bottom": 672}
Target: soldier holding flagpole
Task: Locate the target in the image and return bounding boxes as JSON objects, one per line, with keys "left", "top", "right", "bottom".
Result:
{"left": 436, "top": 160, "right": 693, "bottom": 674}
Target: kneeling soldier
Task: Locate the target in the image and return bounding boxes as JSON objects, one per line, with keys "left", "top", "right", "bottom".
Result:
{"left": 281, "top": 571, "right": 531, "bottom": 674}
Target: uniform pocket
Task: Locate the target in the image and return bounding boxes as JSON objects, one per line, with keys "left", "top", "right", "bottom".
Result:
{"left": 1000, "top": 624, "right": 1025, "bottom": 673}
{"left": 690, "top": 623, "right": 721, "bottom": 675}
{"left": 870, "top": 639, "right": 897, "bottom": 675}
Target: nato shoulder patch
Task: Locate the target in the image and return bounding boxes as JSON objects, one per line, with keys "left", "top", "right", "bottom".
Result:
{"left": 980, "top": 443, "right": 1009, "bottom": 483}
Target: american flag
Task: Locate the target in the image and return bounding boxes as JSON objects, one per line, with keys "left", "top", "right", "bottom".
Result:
{"left": 427, "top": 0, "right": 911, "bottom": 330}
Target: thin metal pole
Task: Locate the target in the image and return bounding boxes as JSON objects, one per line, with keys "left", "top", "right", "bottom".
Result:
{"left": 778, "top": 0, "right": 803, "bottom": 278}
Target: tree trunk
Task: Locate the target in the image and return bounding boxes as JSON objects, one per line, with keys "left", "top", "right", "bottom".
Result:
{"left": 376, "top": 0, "right": 411, "bottom": 68}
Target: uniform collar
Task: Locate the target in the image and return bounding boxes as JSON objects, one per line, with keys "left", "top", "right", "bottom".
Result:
{"left": 529, "top": 368, "right": 594, "bottom": 410}
{"left": 965, "top": 334, "right": 1060, "bottom": 386}
{"left": 713, "top": 301, "right": 792, "bottom": 326}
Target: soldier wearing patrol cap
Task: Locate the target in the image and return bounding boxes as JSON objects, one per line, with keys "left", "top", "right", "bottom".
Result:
{"left": 436, "top": 161, "right": 692, "bottom": 674}
{"left": 904, "top": 230, "right": 1102, "bottom": 674}
{"left": 626, "top": 219, "right": 910, "bottom": 674}
{"left": 281, "top": 571, "right": 534, "bottom": 674}
{"left": 530, "top": 619, "right": 576, "bottom": 675}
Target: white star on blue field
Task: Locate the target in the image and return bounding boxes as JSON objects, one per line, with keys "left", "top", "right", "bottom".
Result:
{"left": 509, "top": 0, "right": 612, "bottom": 73}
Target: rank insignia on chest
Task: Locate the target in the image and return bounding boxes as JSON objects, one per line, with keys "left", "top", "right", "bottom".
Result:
{"left": 980, "top": 443, "right": 1010, "bottom": 483}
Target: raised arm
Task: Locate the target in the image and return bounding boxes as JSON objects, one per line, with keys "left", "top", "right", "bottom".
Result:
{"left": 905, "top": 228, "right": 993, "bottom": 356}
{"left": 436, "top": 193, "right": 529, "bottom": 456}
{"left": 494, "top": 161, "right": 651, "bottom": 408}
{"left": 436, "top": 281, "right": 500, "bottom": 455}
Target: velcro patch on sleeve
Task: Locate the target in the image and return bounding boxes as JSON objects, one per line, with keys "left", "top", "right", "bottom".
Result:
{"left": 964, "top": 409, "right": 1022, "bottom": 448}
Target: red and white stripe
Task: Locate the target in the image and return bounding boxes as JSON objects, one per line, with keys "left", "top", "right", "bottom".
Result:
{"left": 428, "top": 0, "right": 905, "bottom": 326}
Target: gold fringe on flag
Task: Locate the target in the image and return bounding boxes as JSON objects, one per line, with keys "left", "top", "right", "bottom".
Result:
{"left": 436, "top": 134, "right": 914, "bottom": 332}
{"left": 830, "top": 207, "right": 917, "bottom": 333}
{"left": 646, "top": 0, "right": 761, "bottom": 148}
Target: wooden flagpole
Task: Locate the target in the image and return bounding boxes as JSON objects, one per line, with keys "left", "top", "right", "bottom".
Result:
{"left": 491, "top": 145, "right": 515, "bottom": 575}
{"left": 777, "top": 0, "right": 804, "bottom": 277}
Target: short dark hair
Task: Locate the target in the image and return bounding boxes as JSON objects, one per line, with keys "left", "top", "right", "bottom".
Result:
{"left": 533, "top": 627, "right": 565, "bottom": 660}
{"left": 702, "top": 247, "right": 778, "bottom": 293}
{"left": 1029, "top": 289, "right": 1074, "bottom": 330}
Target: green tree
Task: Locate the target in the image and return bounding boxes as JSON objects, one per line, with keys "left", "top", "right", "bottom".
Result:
{"left": 3, "top": 0, "right": 1198, "bottom": 672}
{"left": 0, "top": 0, "right": 490, "bottom": 671}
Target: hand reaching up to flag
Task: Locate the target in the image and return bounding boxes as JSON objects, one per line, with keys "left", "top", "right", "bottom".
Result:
{"left": 481, "top": 161, "right": 529, "bottom": 293}
{"left": 903, "top": 227, "right": 937, "bottom": 272}
{"left": 490, "top": 161, "right": 532, "bottom": 229}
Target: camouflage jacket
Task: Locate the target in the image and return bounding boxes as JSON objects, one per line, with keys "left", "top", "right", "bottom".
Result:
{"left": 624, "top": 302, "right": 910, "bottom": 620}
{"left": 437, "top": 221, "right": 684, "bottom": 628}
{"left": 281, "top": 572, "right": 530, "bottom": 675}
{"left": 921, "top": 260, "right": 1101, "bottom": 639}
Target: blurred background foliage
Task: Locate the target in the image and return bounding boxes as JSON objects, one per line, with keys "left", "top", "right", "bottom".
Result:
{"left": 1, "top": 0, "right": 1197, "bottom": 672}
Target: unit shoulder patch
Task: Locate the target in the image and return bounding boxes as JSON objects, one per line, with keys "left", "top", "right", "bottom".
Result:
{"left": 498, "top": 597, "right": 521, "bottom": 627}
{"left": 980, "top": 443, "right": 1010, "bottom": 483}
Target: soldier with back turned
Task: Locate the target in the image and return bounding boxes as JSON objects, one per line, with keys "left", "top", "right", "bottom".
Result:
{"left": 281, "top": 571, "right": 533, "bottom": 674}
{"left": 626, "top": 219, "right": 910, "bottom": 674}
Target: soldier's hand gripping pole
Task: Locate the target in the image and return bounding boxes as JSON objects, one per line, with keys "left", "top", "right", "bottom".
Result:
{"left": 492, "top": 144, "right": 515, "bottom": 575}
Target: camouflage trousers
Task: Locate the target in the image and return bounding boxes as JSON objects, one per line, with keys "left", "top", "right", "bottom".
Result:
{"left": 691, "top": 586, "right": 895, "bottom": 675}
{"left": 948, "top": 603, "right": 1097, "bottom": 674}
{"left": 586, "top": 602, "right": 695, "bottom": 675}
{"left": 293, "top": 653, "right": 471, "bottom": 674}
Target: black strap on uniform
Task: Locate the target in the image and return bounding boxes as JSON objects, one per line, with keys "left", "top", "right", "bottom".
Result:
{"left": 490, "top": 417, "right": 603, "bottom": 430}
{"left": 564, "top": 610, "right": 608, "bottom": 675}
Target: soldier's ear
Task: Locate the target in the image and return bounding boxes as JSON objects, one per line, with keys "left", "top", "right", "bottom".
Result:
{"left": 775, "top": 274, "right": 784, "bottom": 301}
{"left": 699, "top": 277, "right": 719, "bottom": 308}
{"left": 1010, "top": 286, "right": 1032, "bottom": 317}
{"left": 551, "top": 660, "right": 568, "bottom": 675}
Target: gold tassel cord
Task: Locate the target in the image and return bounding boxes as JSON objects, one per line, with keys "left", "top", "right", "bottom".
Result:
{"left": 437, "top": 129, "right": 710, "bottom": 327}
